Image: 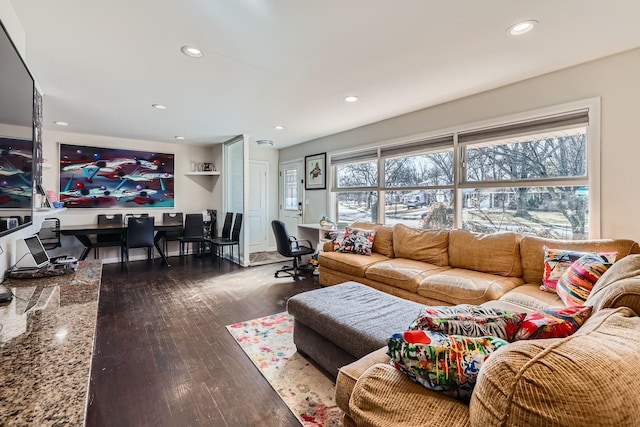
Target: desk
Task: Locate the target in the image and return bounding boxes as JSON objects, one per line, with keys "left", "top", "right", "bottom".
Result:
{"left": 0, "top": 260, "right": 102, "bottom": 425}
{"left": 298, "top": 223, "right": 336, "bottom": 252}
{"left": 60, "top": 222, "right": 182, "bottom": 267}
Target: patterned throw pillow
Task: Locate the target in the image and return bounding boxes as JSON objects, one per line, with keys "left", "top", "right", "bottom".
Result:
{"left": 387, "top": 330, "right": 508, "bottom": 401}
{"left": 556, "top": 253, "right": 613, "bottom": 306}
{"left": 541, "top": 247, "right": 617, "bottom": 293}
{"left": 513, "top": 305, "right": 593, "bottom": 340}
{"left": 333, "top": 226, "right": 376, "bottom": 256}
{"left": 408, "top": 304, "right": 526, "bottom": 342}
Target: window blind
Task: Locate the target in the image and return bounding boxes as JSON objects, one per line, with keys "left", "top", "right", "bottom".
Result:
{"left": 330, "top": 148, "right": 378, "bottom": 166}
{"left": 380, "top": 135, "right": 454, "bottom": 158}
{"left": 458, "top": 109, "right": 589, "bottom": 145}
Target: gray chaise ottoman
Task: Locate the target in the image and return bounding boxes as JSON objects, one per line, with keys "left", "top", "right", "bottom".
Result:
{"left": 286, "top": 281, "right": 426, "bottom": 377}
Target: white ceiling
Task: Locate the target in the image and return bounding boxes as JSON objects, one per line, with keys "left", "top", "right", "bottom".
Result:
{"left": 8, "top": 0, "right": 640, "bottom": 148}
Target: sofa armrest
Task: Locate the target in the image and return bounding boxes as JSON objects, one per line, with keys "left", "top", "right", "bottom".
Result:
{"left": 323, "top": 240, "right": 335, "bottom": 252}
{"left": 350, "top": 363, "right": 470, "bottom": 427}
{"left": 335, "top": 347, "right": 389, "bottom": 413}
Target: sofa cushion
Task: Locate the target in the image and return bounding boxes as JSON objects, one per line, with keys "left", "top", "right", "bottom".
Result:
{"left": 319, "top": 251, "right": 389, "bottom": 277}
{"left": 393, "top": 224, "right": 449, "bottom": 266}
{"left": 387, "top": 330, "right": 508, "bottom": 400}
{"left": 418, "top": 269, "right": 524, "bottom": 305}
{"left": 469, "top": 307, "right": 640, "bottom": 427}
{"left": 513, "top": 305, "right": 593, "bottom": 341}
{"left": 520, "top": 235, "right": 640, "bottom": 285}
{"left": 499, "top": 284, "right": 564, "bottom": 310}
{"left": 350, "top": 363, "right": 471, "bottom": 427}
{"left": 541, "top": 247, "right": 617, "bottom": 293}
{"left": 408, "top": 304, "right": 526, "bottom": 341}
{"left": 448, "top": 229, "right": 522, "bottom": 277}
{"left": 365, "top": 259, "right": 449, "bottom": 293}
{"left": 556, "top": 253, "right": 613, "bottom": 306}
{"left": 586, "top": 254, "right": 640, "bottom": 314}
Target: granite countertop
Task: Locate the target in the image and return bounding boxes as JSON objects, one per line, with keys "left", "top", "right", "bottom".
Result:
{"left": 0, "top": 260, "right": 102, "bottom": 426}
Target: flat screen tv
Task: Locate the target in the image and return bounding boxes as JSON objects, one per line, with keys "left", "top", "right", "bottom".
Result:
{"left": 0, "top": 19, "right": 35, "bottom": 237}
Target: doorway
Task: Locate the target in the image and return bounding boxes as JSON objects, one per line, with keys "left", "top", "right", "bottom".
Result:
{"left": 279, "top": 160, "right": 303, "bottom": 233}
{"left": 248, "top": 160, "right": 268, "bottom": 253}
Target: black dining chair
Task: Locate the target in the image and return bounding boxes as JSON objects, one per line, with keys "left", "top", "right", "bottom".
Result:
{"left": 271, "top": 220, "right": 315, "bottom": 278}
{"left": 209, "top": 213, "right": 243, "bottom": 265}
{"left": 179, "top": 213, "right": 207, "bottom": 259}
{"left": 95, "top": 214, "right": 123, "bottom": 259}
{"left": 38, "top": 217, "right": 61, "bottom": 250}
{"left": 161, "top": 212, "right": 184, "bottom": 254}
{"left": 123, "top": 216, "right": 155, "bottom": 273}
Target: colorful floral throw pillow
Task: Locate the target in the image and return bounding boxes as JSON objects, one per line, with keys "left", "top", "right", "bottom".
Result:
{"left": 333, "top": 226, "right": 376, "bottom": 256}
{"left": 387, "top": 330, "right": 508, "bottom": 401}
{"left": 513, "top": 305, "right": 593, "bottom": 340}
{"left": 556, "top": 253, "right": 613, "bottom": 306}
{"left": 408, "top": 304, "right": 526, "bottom": 342}
{"left": 541, "top": 247, "right": 617, "bottom": 293}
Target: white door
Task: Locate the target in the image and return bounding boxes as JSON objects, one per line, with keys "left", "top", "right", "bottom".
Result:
{"left": 248, "top": 161, "right": 268, "bottom": 253}
{"left": 279, "top": 161, "right": 303, "bottom": 234}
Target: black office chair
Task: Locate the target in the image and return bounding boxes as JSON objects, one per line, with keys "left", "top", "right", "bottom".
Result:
{"left": 95, "top": 214, "right": 124, "bottom": 259}
{"left": 271, "top": 220, "right": 315, "bottom": 278}
{"left": 161, "top": 212, "right": 183, "bottom": 254}
{"left": 209, "top": 213, "right": 242, "bottom": 265}
{"left": 180, "top": 213, "right": 207, "bottom": 258}
{"left": 123, "top": 217, "right": 155, "bottom": 273}
{"left": 38, "top": 217, "right": 61, "bottom": 250}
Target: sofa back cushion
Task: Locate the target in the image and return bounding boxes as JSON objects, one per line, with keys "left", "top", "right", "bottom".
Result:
{"left": 351, "top": 222, "right": 395, "bottom": 258}
{"left": 448, "top": 230, "right": 522, "bottom": 277}
{"left": 392, "top": 224, "right": 448, "bottom": 266}
{"left": 520, "top": 236, "right": 640, "bottom": 285}
{"left": 586, "top": 254, "right": 640, "bottom": 314}
{"left": 469, "top": 307, "right": 640, "bottom": 427}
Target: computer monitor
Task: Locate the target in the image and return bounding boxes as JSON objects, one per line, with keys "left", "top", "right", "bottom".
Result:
{"left": 14, "top": 235, "right": 50, "bottom": 269}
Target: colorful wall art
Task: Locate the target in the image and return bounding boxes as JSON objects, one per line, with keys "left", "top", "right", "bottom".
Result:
{"left": 59, "top": 144, "right": 174, "bottom": 208}
{"left": 0, "top": 137, "right": 33, "bottom": 209}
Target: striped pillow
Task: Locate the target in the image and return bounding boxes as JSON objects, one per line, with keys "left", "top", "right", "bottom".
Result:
{"left": 556, "top": 253, "right": 613, "bottom": 306}
{"left": 513, "top": 305, "right": 593, "bottom": 340}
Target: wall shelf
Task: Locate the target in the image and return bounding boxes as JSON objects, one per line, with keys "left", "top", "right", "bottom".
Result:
{"left": 184, "top": 171, "right": 220, "bottom": 176}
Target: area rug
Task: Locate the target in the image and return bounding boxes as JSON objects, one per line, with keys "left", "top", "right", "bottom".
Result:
{"left": 249, "top": 250, "right": 290, "bottom": 266}
{"left": 226, "top": 313, "right": 343, "bottom": 426}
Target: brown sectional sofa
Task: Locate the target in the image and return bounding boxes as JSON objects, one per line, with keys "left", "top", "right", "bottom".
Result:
{"left": 316, "top": 223, "right": 640, "bottom": 426}
{"left": 319, "top": 223, "right": 640, "bottom": 309}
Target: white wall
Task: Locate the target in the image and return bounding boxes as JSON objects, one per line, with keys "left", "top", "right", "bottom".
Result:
{"left": 41, "top": 129, "right": 221, "bottom": 261}
{"left": 249, "top": 144, "right": 279, "bottom": 250}
{"left": 280, "top": 47, "right": 640, "bottom": 242}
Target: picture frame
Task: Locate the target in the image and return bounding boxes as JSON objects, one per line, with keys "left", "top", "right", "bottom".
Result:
{"left": 305, "top": 152, "right": 326, "bottom": 190}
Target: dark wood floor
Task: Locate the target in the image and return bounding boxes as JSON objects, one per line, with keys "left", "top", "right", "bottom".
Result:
{"left": 85, "top": 256, "right": 320, "bottom": 427}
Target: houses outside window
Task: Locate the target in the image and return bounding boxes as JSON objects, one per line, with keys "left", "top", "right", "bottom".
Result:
{"left": 331, "top": 101, "right": 597, "bottom": 240}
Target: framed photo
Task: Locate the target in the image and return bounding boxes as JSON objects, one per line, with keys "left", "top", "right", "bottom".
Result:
{"left": 305, "top": 152, "right": 326, "bottom": 190}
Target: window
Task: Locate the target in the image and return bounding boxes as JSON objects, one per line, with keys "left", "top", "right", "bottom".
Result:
{"left": 283, "top": 167, "right": 298, "bottom": 210}
{"left": 330, "top": 102, "right": 597, "bottom": 240}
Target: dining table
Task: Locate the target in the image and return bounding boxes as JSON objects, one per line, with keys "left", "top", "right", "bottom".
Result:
{"left": 60, "top": 222, "right": 183, "bottom": 267}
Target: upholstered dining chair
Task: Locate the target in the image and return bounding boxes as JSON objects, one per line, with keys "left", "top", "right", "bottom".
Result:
{"left": 271, "top": 220, "right": 315, "bottom": 278}
{"left": 179, "top": 213, "right": 207, "bottom": 259}
{"left": 95, "top": 214, "right": 123, "bottom": 259}
{"left": 123, "top": 216, "right": 155, "bottom": 273}
{"left": 161, "top": 212, "right": 184, "bottom": 254}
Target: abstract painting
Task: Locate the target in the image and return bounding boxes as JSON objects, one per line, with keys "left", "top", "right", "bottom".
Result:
{"left": 0, "top": 136, "right": 33, "bottom": 209}
{"left": 59, "top": 144, "right": 174, "bottom": 208}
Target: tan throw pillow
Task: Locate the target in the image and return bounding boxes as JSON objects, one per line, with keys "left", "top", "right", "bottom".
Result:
{"left": 392, "top": 224, "right": 448, "bottom": 266}
{"left": 372, "top": 225, "right": 394, "bottom": 258}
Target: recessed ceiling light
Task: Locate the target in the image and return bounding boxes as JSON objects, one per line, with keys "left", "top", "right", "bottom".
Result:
{"left": 174, "top": 136, "right": 185, "bottom": 140}
{"left": 181, "top": 45, "right": 204, "bottom": 58}
{"left": 53, "top": 121, "right": 68, "bottom": 126}
{"left": 508, "top": 20, "right": 538, "bottom": 36}
{"left": 152, "top": 104, "right": 167, "bottom": 110}
{"left": 256, "top": 140, "right": 274, "bottom": 146}
{"left": 274, "top": 125, "right": 285, "bottom": 130}
{"left": 344, "top": 96, "right": 359, "bottom": 103}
